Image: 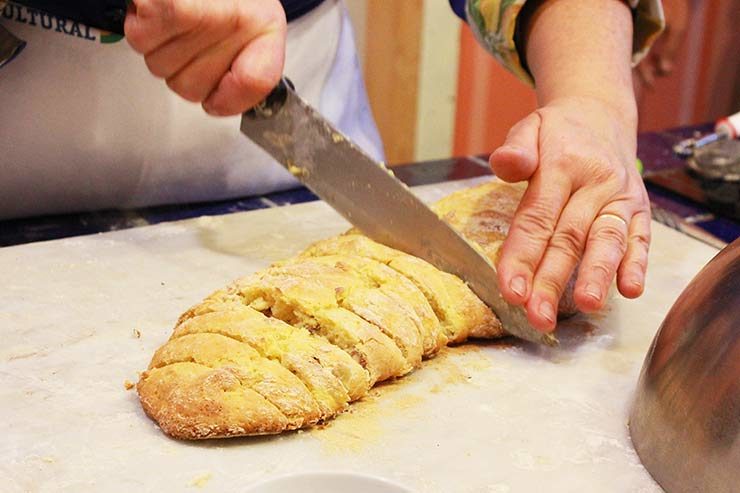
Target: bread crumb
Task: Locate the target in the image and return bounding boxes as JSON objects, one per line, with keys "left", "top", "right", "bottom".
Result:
{"left": 132, "top": 328, "right": 141, "bottom": 339}
{"left": 189, "top": 472, "right": 212, "bottom": 488}
{"left": 124, "top": 380, "right": 135, "bottom": 390}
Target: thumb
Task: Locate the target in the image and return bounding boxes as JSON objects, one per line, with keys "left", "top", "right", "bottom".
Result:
{"left": 489, "top": 112, "right": 540, "bottom": 182}
{"left": 203, "top": 12, "right": 286, "bottom": 115}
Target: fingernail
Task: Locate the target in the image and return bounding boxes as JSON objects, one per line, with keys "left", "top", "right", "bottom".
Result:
{"left": 539, "top": 300, "right": 556, "bottom": 324}
{"left": 585, "top": 283, "right": 602, "bottom": 301}
{"left": 510, "top": 276, "right": 527, "bottom": 297}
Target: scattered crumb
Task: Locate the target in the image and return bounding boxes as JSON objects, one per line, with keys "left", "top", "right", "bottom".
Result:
{"left": 189, "top": 472, "right": 212, "bottom": 488}
{"left": 124, "top": 380, "right": 135, "bottom": 391}
{"left": 132, "top": 328, "right": 141, "bottom": 339}
{"left": 287, "top": 164, "right": 305, "bottom": 177}
{"left": 26, "top": 455, "right": 58, "bottom": 465}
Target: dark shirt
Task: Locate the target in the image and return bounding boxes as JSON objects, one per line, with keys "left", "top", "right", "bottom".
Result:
{"left": 281, "top": 0, "right": 326, "bottom": 22}
{"left": 448, "top": 0, "right": 466, "bottom": 20}
{"left": 7, "top": 0, "right": 330, "bottom": 34}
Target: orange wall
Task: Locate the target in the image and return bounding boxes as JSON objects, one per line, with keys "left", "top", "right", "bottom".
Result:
{"left": 453, "top": 1, "right": 740, "bottom": 155}
{"left": 453, "top": 26, "right": 537, "bottom": 156}
{"left": 360, "top": 1, "right": 738, "bottom": 161}
{"left": 638, "top": 0, "right": 739, "bottom": 132}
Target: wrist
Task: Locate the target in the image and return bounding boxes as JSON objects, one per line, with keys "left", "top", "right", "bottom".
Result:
{"left": 542, "top": 91, "right": 638, "bottom": 131}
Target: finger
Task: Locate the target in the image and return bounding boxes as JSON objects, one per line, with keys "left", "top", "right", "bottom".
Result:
{"left": 574, "top": 209, "right": 630, "bottom": 312}
{"left": 124, "top": 0, "right": 203, "bottom": 55}
{"left": 497, "top": 170, "right": 571, "bottom": 309}
{"left": 165, "top": 32, "right": 247, "bottom": 103}
{"left": 143, "top": 23, "right": 226, "bottom": 80}
{"left": 489, "top": 113, "right": 540, "bottom": 183}
{"left": 202, "top": 23, "right": 286, "bottom": 116}
{"left": 525, "top": 188, "right": 604, "bottom": 331}
{"left": 617, "top": 207, "right": 651, "bottom": 298}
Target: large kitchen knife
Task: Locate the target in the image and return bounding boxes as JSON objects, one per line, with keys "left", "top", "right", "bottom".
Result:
{"left": 241, "top": 78, "right": 558, "bottom": 347}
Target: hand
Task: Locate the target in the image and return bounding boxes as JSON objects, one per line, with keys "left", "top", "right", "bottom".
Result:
{"left": 124, "top": 0, "right": 287, "bottom": 116}
{"left": 490, "top": 96, "right": 650, "bottom": 332}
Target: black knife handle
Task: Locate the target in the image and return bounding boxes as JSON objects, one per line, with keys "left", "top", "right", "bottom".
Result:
{"left": 0, "top": 24, "right": 26, "bottom": 69}
{"left": 244, "top": 77, "right": 294, "bottom": 120}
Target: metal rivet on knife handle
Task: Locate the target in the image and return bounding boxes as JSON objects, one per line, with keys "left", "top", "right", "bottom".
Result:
{"left": 245, "top": 77, "right": 295, "bottom": 120}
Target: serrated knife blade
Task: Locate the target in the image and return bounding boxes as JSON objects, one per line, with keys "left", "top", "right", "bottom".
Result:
{"left": 240, "top": 78, "right": 557, "bottom": 347}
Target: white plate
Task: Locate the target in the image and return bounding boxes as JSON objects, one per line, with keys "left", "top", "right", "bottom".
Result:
{"left": 244, "top": 472, "right": 414, "bottom": 493}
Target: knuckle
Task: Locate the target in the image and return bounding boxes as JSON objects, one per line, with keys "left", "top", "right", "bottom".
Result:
{"left": 591, "top": 224, "right": 627, "bottom": 253}
{"left": 144, "top": 55, "right": 168, "bottom": 78}
{"left": 560, "top": 153, "right": 626, "bottom": 190}
{"left": 549, "top": 224, "right": 586, "bottom": 261}
{"left": 629, "top": 230, "right": 651, "bottom": 250}
{"left": 588, "top": 261, "right": 615, "bottom": 282}
{"left": 625, "top": 258, "right": 647, "bottom": 273}
{"left": 610, "top": 163, "right": 629, "bottom": 187}
{"left": 536, "top": 275, "right": 566, "bottom": 299}
{"left": 500, "top": 243, "right": 539, "bottom": 274}
{"left": 166, "top": 77, "right": 203, "bottom": 102}
{"left": 124, "top": 26, "right": 146, "bottom": 53}
{"left": 172, "top": 0, "right": 201, "bottom": 26}
{"left": 158, "top": 0, "right": 207, "bottom": 34}
{"left": 513, "top": 204, "right": 556, "bottom": 239}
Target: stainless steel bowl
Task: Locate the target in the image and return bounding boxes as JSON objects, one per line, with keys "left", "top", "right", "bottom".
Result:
{"left": 630, "top": 237, "right": 740, "bottom": 492}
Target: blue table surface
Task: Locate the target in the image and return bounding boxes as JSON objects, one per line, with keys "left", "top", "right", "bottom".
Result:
{"left": 1, "top": 124, "right": 738, "bottom": 248}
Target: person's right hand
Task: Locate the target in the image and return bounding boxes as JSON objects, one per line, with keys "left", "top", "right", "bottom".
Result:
{"left": 124, "top": 0, "right": 287, "bottom": 116}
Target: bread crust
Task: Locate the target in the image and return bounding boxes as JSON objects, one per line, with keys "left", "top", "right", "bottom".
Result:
{"left": 137, "top": 181, "right": 578, "bottom": 439}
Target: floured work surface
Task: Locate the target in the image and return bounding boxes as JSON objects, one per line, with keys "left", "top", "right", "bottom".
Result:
{"left": 0, "top": 177, "right": 718, "bottom": 492}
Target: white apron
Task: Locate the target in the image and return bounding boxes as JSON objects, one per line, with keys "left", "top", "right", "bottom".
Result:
{"left": 0, "top": 0, "right": 383, "bottom": 220}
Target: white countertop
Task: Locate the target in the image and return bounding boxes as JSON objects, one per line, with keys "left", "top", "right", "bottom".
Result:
{"left": 0, "top": 178, "right": 718, "bottom": 492}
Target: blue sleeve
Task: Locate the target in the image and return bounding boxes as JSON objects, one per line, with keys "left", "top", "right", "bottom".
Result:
{"left": 449, "top": 0, "right": 467, "bottom": 21}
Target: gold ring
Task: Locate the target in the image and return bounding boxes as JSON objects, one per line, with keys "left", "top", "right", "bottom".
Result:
{"left": 595, "top": 213, "right": 628, "bottom": 228}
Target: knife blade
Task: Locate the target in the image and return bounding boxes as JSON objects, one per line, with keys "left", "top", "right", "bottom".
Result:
{"left": 240, "top": 78, "right": 557, "bottom": 347}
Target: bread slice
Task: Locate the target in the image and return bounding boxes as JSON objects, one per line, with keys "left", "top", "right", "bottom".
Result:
{"left": 173, "top": 304, "right": 368, "bottom": 408}
{"left": 297, "top": 254, "right": 447, "bottom": 356}
{"left": 138, "top": 362, "right": 289, "bottom": 439}
{"left": 301, "top": 234, "right": 504, "bottom": 342}
{"left": 231, "top": 261, "right": 412, "bottom": 383}
{"left": 149, "top": 332, "right": 322, "bottom": 429}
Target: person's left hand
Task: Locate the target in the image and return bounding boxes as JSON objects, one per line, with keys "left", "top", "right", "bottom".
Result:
{"left": 489, "top": 95, "right": 650, "bottom": 332}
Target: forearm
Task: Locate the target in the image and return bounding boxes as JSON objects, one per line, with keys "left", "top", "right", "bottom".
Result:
{"left": 523, "top": 0, "right": 637, "bottom": 123}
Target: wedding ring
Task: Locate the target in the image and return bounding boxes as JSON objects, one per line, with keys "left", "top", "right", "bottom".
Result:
{"left": 595, "top": 213, "right": 628, "bottom": 228}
